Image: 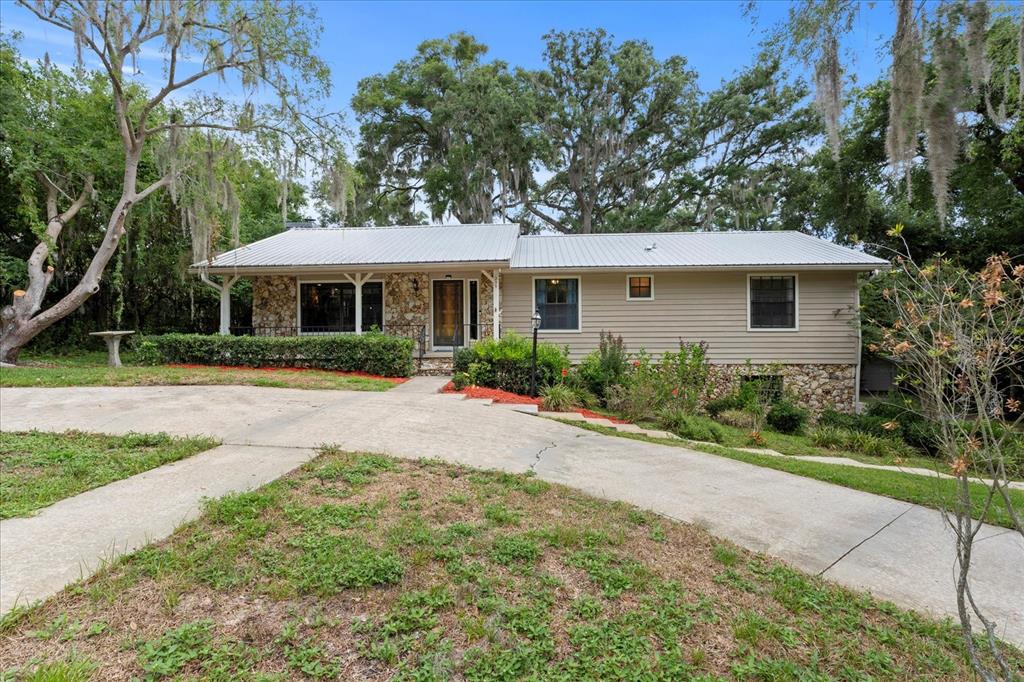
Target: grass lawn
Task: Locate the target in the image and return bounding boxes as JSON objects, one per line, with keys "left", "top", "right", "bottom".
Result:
{"left": 567, "top": 420, "right": 1024, "bottom": 530}
{"left": 2, "top": 449, "right": 1019, "bottom": 680}
{"left": 0, "top": 431, "right": 219, "bottom": 519}
{"left": 1, "top": 352, "right": 400, "bottom": 391}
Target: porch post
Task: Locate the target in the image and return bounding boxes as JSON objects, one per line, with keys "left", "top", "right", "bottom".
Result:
{"left": 202, "top": 273, "right": 238, "bottom": 335}
{"left": 484, "top": 269, "right": 501, "bottom": 340}
{"left": 345, "top": 272, "right": 374, "bottom": 334}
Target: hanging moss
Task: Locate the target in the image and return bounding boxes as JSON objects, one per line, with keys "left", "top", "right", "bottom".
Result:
{"left": 814, "top": 34, "right": 842, "bottom": 160}
{"left": 886, "top": 0, "right": 924, "bottom": 198}
{"left": 925, "top": 25, "right": 965, "bottom": 227}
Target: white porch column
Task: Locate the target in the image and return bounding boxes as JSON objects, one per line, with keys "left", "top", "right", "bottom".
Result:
{"left": 482, "top": 269, "right": 501, "bottom": 340}
{"left": 202, "top": 273, "right": 238, "bottom": 335}
{"left": 344, "top": 273, "right": 374, "bottom": 334}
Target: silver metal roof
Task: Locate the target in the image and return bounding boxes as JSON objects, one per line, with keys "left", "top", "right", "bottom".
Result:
{"left": 510, "top": 231, "right": 888, "bottom": 270}
{"left": 198, "top": 223, "right": 521, "bottom": 270}
{"left": 196, "top": 225, "right": 888, "bottom": 273}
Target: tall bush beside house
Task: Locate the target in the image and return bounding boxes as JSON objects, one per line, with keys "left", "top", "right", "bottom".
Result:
{"left": 576, "top": 332, "right": 629, "bottom": 400}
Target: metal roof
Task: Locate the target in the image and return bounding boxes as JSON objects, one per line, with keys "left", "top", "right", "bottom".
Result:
{"left": 510, "top": 231, "right": 888, "bottom": 270}
{"left": 198, "top": 223, "right": 521, "bottom": 270}
{"left": 195, "top": 225, "right": 888, "bottom": 273}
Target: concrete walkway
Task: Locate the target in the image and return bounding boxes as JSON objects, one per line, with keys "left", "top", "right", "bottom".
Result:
{"left": 1, "top": 381, "right": 1022, "bottom": 646}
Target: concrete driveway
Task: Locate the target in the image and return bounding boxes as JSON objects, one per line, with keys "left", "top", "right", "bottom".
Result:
{"left": 1, "top": 380, "right": 1022, "bottom": 646}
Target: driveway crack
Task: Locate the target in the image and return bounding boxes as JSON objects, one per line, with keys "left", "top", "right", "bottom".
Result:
{"left": 817, "top": 505, "right": 914, "bottom": 577}
{"left": 530, "top": 442, "right": 556, "bottom": 472}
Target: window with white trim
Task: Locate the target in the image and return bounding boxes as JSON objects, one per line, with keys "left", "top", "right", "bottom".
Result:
{"left": 627, "top": 275, "right": 653, "bottom": 300}
{"left": 535, "top": 278, "right": 579, "bottom": 330}
{"left": 299, "top": 281, "right": 383, "bottom": 333}
{"left": 749, "top": 276, "right": 796, "bottom": 329}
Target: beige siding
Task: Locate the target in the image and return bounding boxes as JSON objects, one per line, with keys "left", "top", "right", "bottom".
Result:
{"left": 500, "top": 270, "right": 859, "bottom": 364}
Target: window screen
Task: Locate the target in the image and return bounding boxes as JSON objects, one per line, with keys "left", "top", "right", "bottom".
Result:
{"left": 749, "top": 276, "right": 796, "bottom": 329}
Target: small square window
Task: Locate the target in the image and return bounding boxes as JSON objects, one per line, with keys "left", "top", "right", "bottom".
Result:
{"left": 627, "top": 276, "right": 653, "bottom": 300}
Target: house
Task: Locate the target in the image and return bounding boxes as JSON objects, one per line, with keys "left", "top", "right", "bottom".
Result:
{"left": 193, "top": 223, "right": 889, "bottom": 412}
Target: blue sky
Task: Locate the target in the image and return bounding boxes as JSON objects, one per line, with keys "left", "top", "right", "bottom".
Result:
{"left": 2, "top": 0, "right": 896, "bottom": 123}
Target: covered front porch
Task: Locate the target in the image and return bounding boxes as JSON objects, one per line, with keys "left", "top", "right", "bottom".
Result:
{"left": 213, "top": 268, "right": 502, "bottom": 365}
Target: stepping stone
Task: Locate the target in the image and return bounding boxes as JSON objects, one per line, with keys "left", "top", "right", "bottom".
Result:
{"left": 613, "top": 423, "right": 646, "bottom": 434}
{"left": 583, "top": 417, "right": 616, "bottom": 428}
{"left": 734, "top": 447, "right": 784, "bottom": 456}
{"left": 539, "top": 411, "right": 585, "bottom": 421}
{"left": 463, "top": 398, "right": 494, "bottom": 406}
{"left": 642, "top": 429, "right": 679, "bottom": 440}
{"left": 501, "top": 403, "right": 538, "bottom": 415}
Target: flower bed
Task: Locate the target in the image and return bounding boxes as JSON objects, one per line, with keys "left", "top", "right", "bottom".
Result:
{"left": 167, "top": 363, "right": 408, "bottom": 384}
{"left": 442, "top": 382, "right": 629, "bottom": 423}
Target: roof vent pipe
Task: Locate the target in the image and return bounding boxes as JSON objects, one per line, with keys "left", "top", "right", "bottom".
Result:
{"left": 644, "top": 242, "right": 657, "bottom": 252}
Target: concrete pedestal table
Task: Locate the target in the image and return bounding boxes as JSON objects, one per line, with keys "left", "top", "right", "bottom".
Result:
{"left": 89, "top": 330, "right": 135, "bottom": 367}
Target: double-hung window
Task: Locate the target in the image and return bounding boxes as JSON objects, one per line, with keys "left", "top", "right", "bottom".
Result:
{"left": 535, "top": 278, "right": 579, "bottom": 331}
{"left": 748, "top": 275, "right": 797, "bottom": 329}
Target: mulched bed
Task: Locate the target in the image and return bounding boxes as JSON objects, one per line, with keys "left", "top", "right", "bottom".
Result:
{"left": 441, "top": 382, "right": 629, "bottom": 423}
{"left": 166, "top": 364, "right": 408, "bottom": 384}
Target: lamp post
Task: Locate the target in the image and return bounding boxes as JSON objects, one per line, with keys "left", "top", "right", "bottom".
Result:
{"left": 530, "top": 311, "right": 542, "bottom": 397}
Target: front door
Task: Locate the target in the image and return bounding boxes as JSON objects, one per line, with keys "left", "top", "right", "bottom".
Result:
{"left": 432, "top": 280, "right": 464, "bottom": 348}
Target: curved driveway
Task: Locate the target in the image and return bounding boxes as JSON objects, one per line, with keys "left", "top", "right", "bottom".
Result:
{"left": 1, "top": 380, "right": 1021, "bottom": 646}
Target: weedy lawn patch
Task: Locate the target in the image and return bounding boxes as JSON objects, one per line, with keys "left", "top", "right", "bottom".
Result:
{"left": 1, "top": 448, "right": 1019, "bottom": 680}
{"left": 0, "top": 431, "right": 218, "bottom": 519}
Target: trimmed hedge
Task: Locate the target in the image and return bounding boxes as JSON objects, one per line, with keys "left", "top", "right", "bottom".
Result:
{"left": 135, "top": 333, "right": 415, "bottom": 377}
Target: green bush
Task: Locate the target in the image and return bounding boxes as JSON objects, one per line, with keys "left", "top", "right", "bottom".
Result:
{"left": 575, "top": 332, "right": 629, "bottom": 400}
{"left": 135, "top": 332, "right": 415, "bottom": 377}
{"left": 766, "top": 400, "right": 808, "bottom": 435}
{"left": 717, "top": 409, "right": 756, "bottom": 429}
{"left": 452, "top": 332, "right": 569, "bottom": 395}
{"left": 541, "top": 384, "right": 582, "bottom": 412}
{"left": 658, "top": 410, "right": 725, "bottom": 443}
{"left": 705, "top": 394, "right": 743, "bottom": 418}
{"left": 810, "top": 425, "right": 915, "bottom": 458}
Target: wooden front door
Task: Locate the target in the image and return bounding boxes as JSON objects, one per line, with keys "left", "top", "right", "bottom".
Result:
{"left": 432, "top": 280, "right": 464, "bottom": 347}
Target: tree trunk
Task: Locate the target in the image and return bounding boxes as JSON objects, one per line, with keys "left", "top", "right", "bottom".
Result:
{"left": 1, "top": 155, "right": 142, "bottom": 364}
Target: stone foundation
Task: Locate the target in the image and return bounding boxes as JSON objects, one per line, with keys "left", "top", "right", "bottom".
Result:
{"left": 710, "top": 363, "right": 856, "bottom": 414}
{"left": 416, "top": 356, "right": 454, "bottom": 376}
{"left": 252, "top": 276, "right": 297, "bottom": 329}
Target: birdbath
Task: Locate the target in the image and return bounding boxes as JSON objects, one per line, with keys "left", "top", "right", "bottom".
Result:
{"left": 89, "top": 330, "right": 135, "bottom": 368}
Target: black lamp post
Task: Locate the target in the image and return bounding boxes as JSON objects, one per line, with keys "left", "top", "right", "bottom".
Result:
{"left": 529, "top": 311, "right": 542, "bottom": 397}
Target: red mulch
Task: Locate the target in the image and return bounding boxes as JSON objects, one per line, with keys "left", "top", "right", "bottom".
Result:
{"left": 441, "top": 382, "right": 629, "bottom": 423}
{"left": 165, "top": 364, "right": 408, "bottom": 384}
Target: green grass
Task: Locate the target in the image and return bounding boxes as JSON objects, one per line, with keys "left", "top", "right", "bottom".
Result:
{"left": 566, "top": 420, "right": 1024, "bottom": 530}
{"left": 1, "top": 351, "right": 399, "bottom": 391}
{"left": 2, "top": 448, "right": 1019, "bottom": 679}
{"left": 0, "top": 430, "right": 218, "bottom": 519}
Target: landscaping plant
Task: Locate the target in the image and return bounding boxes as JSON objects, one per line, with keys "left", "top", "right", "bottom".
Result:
{"left": 452, "top": 332, "right": 569, "bottom": 395}
{"left": 870, "top": 237, "right": 1024, "bottom": 680}
{"left": 575, "top": 331, "right": 629, "bottom": 400}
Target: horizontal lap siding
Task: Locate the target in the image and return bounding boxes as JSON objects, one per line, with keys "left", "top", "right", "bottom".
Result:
{"left": 501, "top": 271, "right": 859, "bottom": 364}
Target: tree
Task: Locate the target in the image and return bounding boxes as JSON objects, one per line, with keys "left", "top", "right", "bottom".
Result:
{"left": 1, "top": 0, "right": 344, "bottom": 363}
{"left": 352, "top": 33, "right": 536, "bottom": 225}
{"left": 524, "top": 29, "right": 698, "bottom": 233}
{"left": 871, "top": 237, "right": 1022, "bottom": 681}
{"left": 759, "top": 0, "right": 1023, "bottom": 224}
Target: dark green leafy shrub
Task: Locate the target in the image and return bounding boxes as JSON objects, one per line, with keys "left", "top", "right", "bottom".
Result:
{"left": 135, "top": 332, "right": 414, "bottom": 377}
{"left": 705, "top": 394, "right": 743, "bottom": 418}
{"left": 451, "top": 372, "right": 472, "bottom": 390}
{"left": 575, "top": 332, "right": 629, "bottom": 400}
{"left": 717, "top": 409, "right": 755, "bottom": 429}
{"left": 658, "top": 410, "right": 725, "bottom": 443}
{"left": 451, "top": 332, "right": 569, "bottom": 395}
{"left": 766, "top": 400, "right": 808, "bottom": 435}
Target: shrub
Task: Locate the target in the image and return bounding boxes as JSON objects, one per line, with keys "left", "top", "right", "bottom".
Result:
{"left": 604, "top": 351, "right": 661, "bottom": 421}
{"left": 658, "top": 409, "right": 725, "bottom": 443}
{"left": 450, "top": 332, "right": 568, "bottom": 395}
{"left": 575, "top": 332, "right": 629, "bottom": 400}
{"left": 135, "top": 332, "right": 415, "bottom": 377}
{"left": 810, "top": 425, "right": 915, "bottom": 458}
{"left": 705, "top": 394, "right": 742, "bottom": 418}
{"left": 659, "top": 340, "right": 713, "bottom": 414}
{"left": 717, "top": 409, "right": 755, "bottom": 429}
{"left": 766, "top": 400, "right": 808, "bottom": 435}
{"left": 451, "top": 372, "right": 472, "bottom": 390}
{"left": 541, "top": 384, "right": 581, "bottom": 412}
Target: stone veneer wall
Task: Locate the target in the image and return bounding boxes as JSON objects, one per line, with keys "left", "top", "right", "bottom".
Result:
{"left": 383, "top": 272, "right": 430, "bottom": 334}
{"left": 708, "top": 363, "right": 856, "bottom": 414}
{"left": 252, "top": 276, "right": 297, "bottom": 329}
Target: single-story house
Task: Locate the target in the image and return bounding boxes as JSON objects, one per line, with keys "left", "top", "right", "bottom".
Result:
{"left": 193, "top": 223, "right": 889, "bottom": 412}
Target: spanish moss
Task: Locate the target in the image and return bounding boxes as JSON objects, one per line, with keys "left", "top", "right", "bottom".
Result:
{"left": 886, "top": 0, "right": 924, "bottom": 198}
{"left": 814, "top": 34, "right": 842, "bottom": 160}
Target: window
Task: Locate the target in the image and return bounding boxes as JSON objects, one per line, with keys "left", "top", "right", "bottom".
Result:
{"left": 627, "top": 275, "right": 653, "bottom": 300}
{"left": 535, "top": 278, "right": 579, "bottom": 331}
{"left": 741, "top": 375, "right": 783, "bottom": 402}
{"left": 300, "top": 281, "right": 383, "bottom": 333}
{"left": 468, "top": 280, "right": 479, "bottom": 340}
{"left": 362, "top": 282, "right": 384, "bottom": 331}
{"left": 749, "top": 275, "right": 796, "bottom": 329}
